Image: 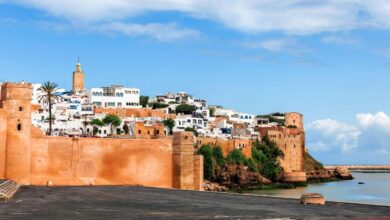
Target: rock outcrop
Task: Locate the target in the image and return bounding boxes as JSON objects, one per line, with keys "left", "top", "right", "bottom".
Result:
{"left": 214, "top": 164, "right": 271, "bottom": 188}
{"left": 333, "top": 166, "right": 354, "bottom": 180}
{"left": 304, "top": 152, "right": 353, "bottom": 181}
{"left": 204, "top": 181, "right": 228, "bottom": 192}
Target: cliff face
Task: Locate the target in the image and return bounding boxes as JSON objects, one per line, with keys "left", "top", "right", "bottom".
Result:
{"left": 210, "top": 164, "right": 271, "bottom": 190}
{"left": 304, "top": 152, "right": 353, "bottom": 181}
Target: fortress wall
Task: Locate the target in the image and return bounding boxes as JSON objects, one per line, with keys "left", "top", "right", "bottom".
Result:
{"left": 30, "top": 136, "right": 174, "bottom": 188}
{"left": 268, "top": 129, "right": 304, "bottom": 173}
{"left": 196, "top": 137, "right": 252, "bottom": 158}
{"left": 197, "top": 137, "right": 235, "bottom": 156}
{"left": 0, "top": 110, "right": 7, "bottom": 178}
{"left": 0, "top": 82, "right": 203, "bottom": 190}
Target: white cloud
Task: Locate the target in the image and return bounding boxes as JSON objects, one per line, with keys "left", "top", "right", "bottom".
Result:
{"left": 35, "top": 21, "right": 200, "bottom": 42}
{"left": 321, "top": 35, "right": 357, "bottom": 45}
{"left": 244, "top": 39, "right": 295, "bottom": 52}
{"left": 356, "top": 112, "right": 390, "bottom": 130}
{"left": 308, "top": 112, "right": 390, "bottom": 158}
{"left": 307, "top": 119, "right": 361, "bottom": 152}
{"left": 6, "top": 0, "right": 390, "bottom": 35}
{"left": 96, "top": 22, "right": 200, "bottom": 42}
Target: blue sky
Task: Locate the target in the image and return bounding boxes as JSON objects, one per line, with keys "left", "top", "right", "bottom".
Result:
{"left": 1, "top": 1, "right": 390, "bottom": 165}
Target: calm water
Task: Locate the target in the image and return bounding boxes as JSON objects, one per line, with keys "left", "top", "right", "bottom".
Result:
{"left": 245, "top": 172, "right": 390, "bottom": 206}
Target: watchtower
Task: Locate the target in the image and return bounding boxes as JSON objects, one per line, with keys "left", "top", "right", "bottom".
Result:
{"left": 285, "top": 112, "right": 304, "bottom": 130}
{"left": 1, "top": 82, "right": 32, "bottom": 184}
{"left": 172, "top": 132, "right": 196, "bottom": 190}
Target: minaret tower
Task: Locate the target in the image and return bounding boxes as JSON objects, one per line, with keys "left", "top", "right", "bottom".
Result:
{"left": 72, "top": 58, "right": 85, "bottom": 95}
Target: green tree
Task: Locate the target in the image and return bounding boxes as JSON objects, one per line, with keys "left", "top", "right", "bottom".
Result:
{"left": 140, "top": 96, "right": 149, "bottom": 108}
{"left": 197, "top": 145, "right": 214, "bottom": 180}
{"left": 175, "top": 104, "right": 196, "bottom": 115}
{"left": 252, "top": 137, "right": 284, "bottom": 180}
{"left": 212, "top": 146, "right": 225, "bottom": 167}
{"left": 185, "top": 127, "right": 198, "bottom": 137}
{"left": 209, "top": 107, "right": 216, "bottom": 117}
{"left": 150, "top": 102, "right": 169, "bottom": 109}
{"left": 90, "top": 118, "right": 104, "bottom": 135}
{"left": 244, "top": 158, "right": 258, "bottom": 172}
{"left": 226, "top": 149, "right": 246, "bottom": 165}
{"left": 102, "top": 115, "right": 122, "bottom": 136}
{"left": 163, "top": 118, "right": 175, "bottom": 135}
{"left": 37, "top": 81, "right": 62, "bottom": 135}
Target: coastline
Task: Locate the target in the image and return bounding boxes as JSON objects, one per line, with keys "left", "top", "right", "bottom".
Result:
{"left": 241, "top": 172, "right": 390, "bottom": 207}
{"left": 325, "top": 165, "right": 390, "bottom": 170}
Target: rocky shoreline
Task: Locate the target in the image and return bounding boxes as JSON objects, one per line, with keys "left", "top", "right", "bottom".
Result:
{"left": 203, "top": 152, "right": 354, "bottom": 192}
{"left": 307, "top": 166, "right": 354, "bottom": 182}
{"left": 204, "top": 165, "right": 353, "bottom": 192}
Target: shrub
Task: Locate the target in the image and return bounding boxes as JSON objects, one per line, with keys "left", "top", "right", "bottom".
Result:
{"left": 213, "top": 146, "right": 225, "bottom": 167}
{"left": 185, "top": 127, "right": 198, "bottom": 137}
{"left": 175, "top": 104, "right": 196, "bottom": 114}
{"left": 252, "top": 137, "right": 284, "bottom": 180}
{"left": 150, "top": 102, "right": 169, "bottom": 109}
{"left": 197, "top": 145, "right": 214, "bottom": 180}
{"left": 227, "top": 149, "right": 246, "bottom": 165}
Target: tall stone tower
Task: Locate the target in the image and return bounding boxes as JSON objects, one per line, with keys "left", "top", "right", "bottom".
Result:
{"left": 285, "top": 112, "right": 304, "bottom": 130}
{"left": 0, "top": 82, "right": 32, "bottom": 184}
{"left": 72, "top": 60, "right": 85, "bottom": 95}
{"left": 172, "top": 132, "right": 204, "bottom": 191}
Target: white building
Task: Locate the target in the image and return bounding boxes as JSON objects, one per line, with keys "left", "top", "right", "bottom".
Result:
{"left": 174, "top": 114, "right": 209, "bottom": 134}
{"left": 86, "top": 85, "right": 141, "bottom": 109}
{"left": 215, "top": 108, "right": 255, "bottom": 125}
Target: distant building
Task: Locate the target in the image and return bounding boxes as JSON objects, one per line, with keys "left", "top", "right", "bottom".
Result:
{"left": 86, "top": 85, "right": 141, "bottom": 109}
{"left": 72, "top": 60, "right": 85, "bottom": 95}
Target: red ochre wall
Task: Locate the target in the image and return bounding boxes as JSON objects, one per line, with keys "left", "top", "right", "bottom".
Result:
{"left": 0, "top": 110, "right": 7, "bottom": 178}
{"left": 197, "top": 137, "right": 252, "bottom": 158}
{"left": 29, "top": 136, "right": 174, "bottom": 188}
{"left": 0, "top": 82, "right": 204, "bottom": 190}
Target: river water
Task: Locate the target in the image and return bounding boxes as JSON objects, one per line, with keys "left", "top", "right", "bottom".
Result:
{"left": 245, "top": 172, "right": 390, "bottom": 206}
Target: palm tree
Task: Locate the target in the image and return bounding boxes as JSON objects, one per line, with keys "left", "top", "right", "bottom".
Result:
{"left": 37, "top": 81, "right": 62, "bottom": 135}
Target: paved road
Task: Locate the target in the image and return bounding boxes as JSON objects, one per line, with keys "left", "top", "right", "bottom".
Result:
{"left": 1, "top": 186, "right": 390, "bottom": 219}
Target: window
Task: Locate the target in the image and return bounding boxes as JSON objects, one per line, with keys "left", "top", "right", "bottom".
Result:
{"left": 107, "top": 102, "right": 115, "bottom": 107}
{"left": 156, "top": 130, "right": 160, "bottom": 135}
{"left": 147, "top": 131, "right": 150, "bottom": 135}
{"left": 19, "top": 107, "right": 23, "bottom": 111}
{"left": 17, "top": 123, "right": 22, "bottom": 131}
{"left": 104, "top": 130, "right": 107, "bottom": 134}
{"left": 138, "top": 130, "right": 141, "bottom": 134}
